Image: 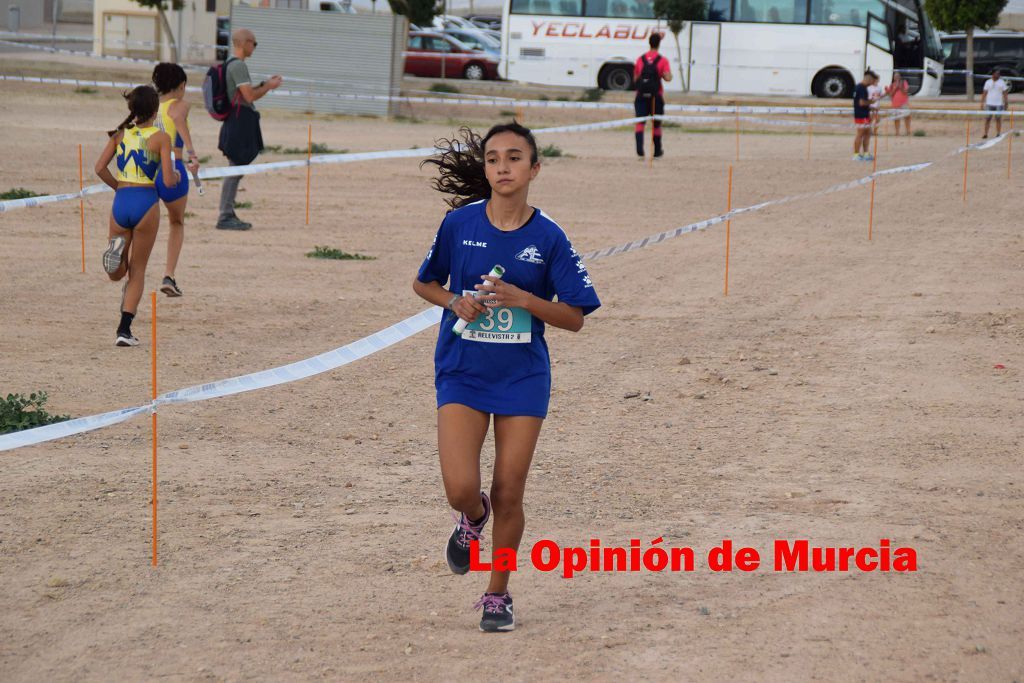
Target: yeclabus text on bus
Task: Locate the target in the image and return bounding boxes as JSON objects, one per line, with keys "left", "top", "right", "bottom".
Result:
{"left": 500, "top": 0, "right": 944, "bottom": 97}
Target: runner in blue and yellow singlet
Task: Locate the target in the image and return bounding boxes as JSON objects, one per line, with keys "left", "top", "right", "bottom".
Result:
{"left": 95, "top": 85, "right": 177, "bottom": 347}
{"left": 414, "top": 122, "right": 600, "bottom": 632}
{"left": 152, "top": 63, "right": 201, "bottom": 298}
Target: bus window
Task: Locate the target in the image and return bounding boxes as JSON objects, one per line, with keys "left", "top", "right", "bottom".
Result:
{"left": 994, "top": 38, "right": 1022, "bottom": 61}
{"left": 809, "top": 0, "right": 883, "bottom": 27}
{"left": 735, "top": 0, "right": 807, "bottom": 23}
{"left": 707, "top": 0, "right": 731, "bottom": 21}
{"left": 583, "top": 0, "right": 608, "bottom": 16}
{"left": 629, "top": 0, "right": 654, "bottom": 18}
{"left": 525, "top": 0, "right": 581, "bottom": 14}
{"left": 974, "top": 38, "right": 994, "bottom": 59}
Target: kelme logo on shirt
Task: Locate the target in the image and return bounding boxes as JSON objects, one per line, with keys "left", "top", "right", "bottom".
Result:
{"left": 515, "top": 245, "right": 544, "bottom": 264}
{"left": 462, "top": 240, "right": 488, "bottom": 248}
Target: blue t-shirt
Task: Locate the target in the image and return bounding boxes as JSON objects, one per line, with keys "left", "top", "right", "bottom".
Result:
{"left": 417, "top": 199, "right": 601, "bottom": 417}
{"left": 853, "top": 83, "right": 870, "bottom": 119}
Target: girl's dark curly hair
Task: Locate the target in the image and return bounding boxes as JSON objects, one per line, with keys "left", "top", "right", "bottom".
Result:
{"left": 152, "top": 62, "right": 187, "bottom": 95}
{"left": 422, "top": 121, "right": 539, "bottom": 209}
{"left": 108, "top": 85, "right": 160, "bottom": 137}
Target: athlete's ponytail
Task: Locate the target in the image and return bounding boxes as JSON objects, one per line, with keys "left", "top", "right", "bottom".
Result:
{"left": 107, "top": 85, "right": 160, "bottom": 137}
{"left": 422, "top": 121, "right": 539, "bottom": 210}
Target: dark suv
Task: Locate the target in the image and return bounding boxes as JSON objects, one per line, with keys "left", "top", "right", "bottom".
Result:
{"left": 941, "top": 31, "right": 1024, "bottom": 93}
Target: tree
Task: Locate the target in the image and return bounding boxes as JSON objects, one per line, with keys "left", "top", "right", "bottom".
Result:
{"left": 131, "top": 0, "right": 184, "bottom": 63}
{"left": 924, "top": 0, "right": 1007, "bottom": 101}
{"left": 652, "top": 0, "right": 706, "bottom": 92}
{"left": 388, "top": 0, "right": 443, "bottom": 28}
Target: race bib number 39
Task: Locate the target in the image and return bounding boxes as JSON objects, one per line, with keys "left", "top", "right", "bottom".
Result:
{"left": 460, "top": 289, "right": 532, "bottom": 343}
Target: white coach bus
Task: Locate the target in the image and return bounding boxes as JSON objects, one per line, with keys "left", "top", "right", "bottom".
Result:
{"left": 500, "top": 0, "right": 944, "bottom": 97}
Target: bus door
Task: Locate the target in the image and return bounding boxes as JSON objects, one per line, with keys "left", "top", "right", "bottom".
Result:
{"left": 865, "top": 14, "right": 894, "bottom": 78}
{"left": 688, "top": 23, "right": 721, "bottom": 93}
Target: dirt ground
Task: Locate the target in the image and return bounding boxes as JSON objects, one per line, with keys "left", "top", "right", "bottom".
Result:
{"left": 1, "top": 57, "right": 1023, "bottom": 682}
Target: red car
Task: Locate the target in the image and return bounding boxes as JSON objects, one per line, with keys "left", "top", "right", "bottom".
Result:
{"left": 405, "top": 31, "right": 500, "bottom": 80}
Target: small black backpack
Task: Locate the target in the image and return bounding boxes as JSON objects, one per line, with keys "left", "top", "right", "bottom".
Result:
{"left": 202, "top": 56, "right": 237, "bottom": 121}
{"left": 636, "top": 54, "right": 662, "bottom": 96}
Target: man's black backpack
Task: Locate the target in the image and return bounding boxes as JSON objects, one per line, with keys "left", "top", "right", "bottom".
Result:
{"left": 636, "top": 54, "right": 662, "bottom": 97}
{"left": 203, "top": 56, "right": 237, "bottom": 121}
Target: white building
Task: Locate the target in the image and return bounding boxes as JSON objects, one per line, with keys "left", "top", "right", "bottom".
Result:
{"left": 92, "top": 0, "right": 230, "bottom": 62}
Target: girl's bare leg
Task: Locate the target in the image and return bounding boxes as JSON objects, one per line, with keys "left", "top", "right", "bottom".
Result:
{"left": 487, "top": 414, "right": 543, "bottom": 594}
{"left": 121, "top": 203, "right": 160, "bottom": 315}
{"left": 438, "top": 403, "right": 491, "bottom": 520}
{"left": 162, "top": 195, "right": 187, "bottom": 280}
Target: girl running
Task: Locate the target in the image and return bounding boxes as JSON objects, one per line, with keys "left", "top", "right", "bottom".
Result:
{"left": 152, "top": 62, "right": 201, "bottom": 297}
{"left": 413, "top": 122, "right": 600, "bottom": 632}
{"left": 96, "top": 85, "right": 177, "bottom": 346}
{"left": 885, "top": 71, "right": 912, "bottom": 136}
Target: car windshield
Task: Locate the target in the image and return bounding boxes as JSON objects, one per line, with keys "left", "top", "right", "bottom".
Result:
{"left": 452, "top": 31, "right": 499, "bottom": 50}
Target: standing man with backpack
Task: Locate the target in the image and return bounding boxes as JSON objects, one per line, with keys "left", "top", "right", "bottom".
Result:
{"left": 634, "top": 32, "right": 672, "bottom": 159}
{"left": 212, "top": 28, "right": 282, "bottom": 230}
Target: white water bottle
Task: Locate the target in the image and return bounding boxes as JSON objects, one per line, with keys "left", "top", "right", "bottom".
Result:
{"left": 453, "top": 264, "right": 505, "bottom": 336}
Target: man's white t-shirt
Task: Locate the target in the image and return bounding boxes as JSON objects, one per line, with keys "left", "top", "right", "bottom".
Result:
{"left": 983, "top": 78, "right": 1008, "bottom": 107}
{"left": 868, "top": 84, "right": 882, "bottom": 110}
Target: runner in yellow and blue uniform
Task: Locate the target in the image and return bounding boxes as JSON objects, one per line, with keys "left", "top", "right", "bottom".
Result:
{"left": 153, "top": 63, "right": 201, "bottom": 298}
{"left": 95, "top": 85, "right": 177, "bottom": 347}
{"left": 413, "top": 122, "right": 600, "bottom": 632}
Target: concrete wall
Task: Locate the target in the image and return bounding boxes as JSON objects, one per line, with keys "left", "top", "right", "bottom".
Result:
{"left": 231, "top": 5, "right": 407, "bottom": 116}
{"left": 2, "top": 0, "right": 45, "bottom": 30}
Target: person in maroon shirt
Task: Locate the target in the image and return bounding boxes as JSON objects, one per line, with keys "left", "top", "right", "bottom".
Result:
{"left": 633, "top": 32, "right": 672, "bottom": 158}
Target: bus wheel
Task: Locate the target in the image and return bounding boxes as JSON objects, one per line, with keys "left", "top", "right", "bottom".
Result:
{"left": 463, "top": 63, "right": 485, "bottom": 80}
{"left": 813, "top": 69, "right": 853, "bottom": 98}
{"left": 600, "top": 64, "right": 633, "bottom": 91}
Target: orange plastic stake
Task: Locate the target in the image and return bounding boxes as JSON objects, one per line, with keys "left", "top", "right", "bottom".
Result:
{"left": 78, "top": 144, "right": 85, "bottom": 273}
{"left": 305, "top": 124, "right": 312, "bottom": 225}
{"left": 648, "top": 94, "right": 655, "bottom": 170}
{"left": 962, "top": 119, "right": 970, "bottom": 203}
{"left": 868, "top": 131, "right": 879, "bottom": 240}
{"left": 151, "top": 291, "right": 158, "bottom": 567}
{"left": 724, "top": 165, "right": 733, "bottom": 296}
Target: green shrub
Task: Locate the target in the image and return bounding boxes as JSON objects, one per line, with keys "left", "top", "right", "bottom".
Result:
{"left": 430, "top": 83, "right": 460, "bottom": 94}
{"left": 74, "top": 86, "right": 98, "bottom": 95}
{"left": 233, "top": 201, "right": 252, "bottom": 209}
{"left": 913, "top": 130, "right": 926, "bottom": 137}
{"left": 1, "top": 392, "right": 70, "bottom": 435}
{"left": 1, "top": 188, "right": 45, "bottom": 200}
{"left": 539, "top": 144, "right": 563, "bottom": 158}
{"left": 578, "top": 88, "right": 603, "bottom": 102}
{"left": 306, "top": 246, "right": 376, "bottom": 260}
{"left": 276, "top": 143, "right": 345, "bottom": 154}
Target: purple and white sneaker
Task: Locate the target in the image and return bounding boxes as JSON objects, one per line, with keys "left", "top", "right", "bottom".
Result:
{"left": 445, "top": 491, "right": 490, "bottom": 575}
{"left": 475, "top": 592, "right": 514, "bottom": 632}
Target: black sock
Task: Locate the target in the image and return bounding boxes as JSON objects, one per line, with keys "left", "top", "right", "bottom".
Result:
{"left": 118, "top": 311, "right": 135, "bottom": 336}
{"left": 635, "top": 131, "right": 645, "bottom": 156}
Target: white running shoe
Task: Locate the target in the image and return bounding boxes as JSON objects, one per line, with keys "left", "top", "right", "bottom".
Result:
{"left": 103, "top": 237, "right": 126, "bottom": 274}
{"left": 115, "top": 333, "right": 139, "bottom": 347}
